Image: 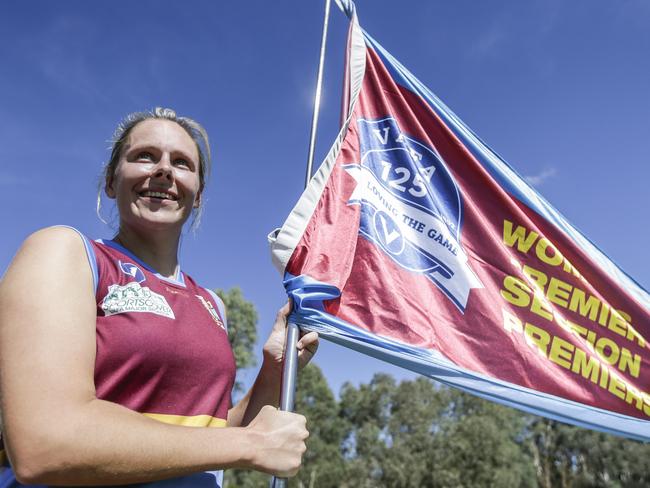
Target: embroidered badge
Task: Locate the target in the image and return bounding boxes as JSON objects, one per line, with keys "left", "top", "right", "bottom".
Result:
{"left": 101, "top": 282, "right": 175, "bottom": 319}
{"left": 196, "top": 295, "right": 226, "bottom": 330}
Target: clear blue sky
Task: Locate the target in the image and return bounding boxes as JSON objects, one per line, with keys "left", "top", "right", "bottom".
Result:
{"left": 1, "top": 0, "right": 648, "bottom": 396}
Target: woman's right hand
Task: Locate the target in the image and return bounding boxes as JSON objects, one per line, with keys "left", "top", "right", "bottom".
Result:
{"left": 244, "top": 405, "right": 308, "bottom": 477}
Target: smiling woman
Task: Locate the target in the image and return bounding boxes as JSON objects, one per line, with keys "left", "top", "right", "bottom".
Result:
{"left": 0, "top": 108, "right": 319, "bottom": 487}
{"left": 100, "top": 108, "right": 210, "bottom": 233}
{"left": 101, "top": 111, "right": 207, "bottom": 278}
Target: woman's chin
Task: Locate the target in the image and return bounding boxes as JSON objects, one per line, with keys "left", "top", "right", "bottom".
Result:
{"left": 123, "top": 214, "right": 188, "bottom": 233}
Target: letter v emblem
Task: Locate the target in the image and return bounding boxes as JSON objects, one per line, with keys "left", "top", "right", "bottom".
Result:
{"left": 378, "top": 214, "right": 400, "bottom": 245}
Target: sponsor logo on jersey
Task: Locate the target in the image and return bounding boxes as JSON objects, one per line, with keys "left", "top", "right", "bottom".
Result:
{"left": 101, "top": 282, "right": 175, "bottom": 319}
{"left": 196, "top": 295, "right": 226, "bottom": 330}
{"left": 119, "top": 261, "right": 146, "bottom": 283}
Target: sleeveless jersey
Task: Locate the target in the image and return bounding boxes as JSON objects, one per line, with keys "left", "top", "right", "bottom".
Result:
{"left": 1, "top": 229, "right": 236, "bottom": 488}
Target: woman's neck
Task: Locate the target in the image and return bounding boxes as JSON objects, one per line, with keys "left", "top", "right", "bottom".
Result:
{"left": 113, "top": 225, "right": 181, "bottom": 279}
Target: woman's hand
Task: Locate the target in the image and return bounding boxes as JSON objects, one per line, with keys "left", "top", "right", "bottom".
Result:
{"left": 230, "top": 300, "right": 319, "bottom": 428}
{"left": 262, "top": 300, "right": 319, "bottom": 374}
{"left": 244, "top": 405, "right": 308, "bottom": 477}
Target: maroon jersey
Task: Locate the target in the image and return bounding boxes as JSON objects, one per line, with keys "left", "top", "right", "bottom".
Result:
{"left": 1, "top": 230, "right": 236, "bottom": 487}
{"left": 91, "top": 238, "right": 236, "bottom": 429}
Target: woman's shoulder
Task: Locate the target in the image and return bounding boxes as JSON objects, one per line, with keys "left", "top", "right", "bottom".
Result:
{"left": 20, "top": 226, "right": 95, "bottom": 267}
{"left": 7, "top": 226, "right": 98, "bottom": 292}
{"left": 23, "top": 225, "right": 90, "bottom": 246}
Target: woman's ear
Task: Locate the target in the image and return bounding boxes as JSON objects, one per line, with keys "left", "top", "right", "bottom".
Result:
{"left": 105, "top": 175, "right": 116, "bottom": 199}
{"left": 193, "top": 184, "right": 203, "bottom": 209}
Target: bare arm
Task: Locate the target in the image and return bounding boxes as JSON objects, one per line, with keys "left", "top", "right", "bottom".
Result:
{"left": 228, "top": 303, "right": 319, "bottom": 428}
{"left": 227, "top": 362, "right": 282, "bottom": 429}
{"left": 0, "top": 227, "right": 307, "bottom": 485}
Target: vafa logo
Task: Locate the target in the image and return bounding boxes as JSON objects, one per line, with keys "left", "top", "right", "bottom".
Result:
{"left": 119, "top": 261, "right": 146, "bottom": 283}
{"left": 344, "top": 117, "right": 482, "bottom": 312}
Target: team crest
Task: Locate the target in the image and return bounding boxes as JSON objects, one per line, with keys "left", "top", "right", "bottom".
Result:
{"left": 196, "top": 295, "right": 226, "bottom": 330}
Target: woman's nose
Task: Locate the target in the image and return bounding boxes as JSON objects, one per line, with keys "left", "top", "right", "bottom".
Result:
{"left": 151, "top": 156, "right": 173, "bottom": 180}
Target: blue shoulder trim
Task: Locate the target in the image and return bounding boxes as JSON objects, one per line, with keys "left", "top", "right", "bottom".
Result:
{"left": 97, "top": 239, "right": 186, "bottom": 287}
{"left": 55, "top": 226, "right": 98, "bottom": 294}
{"left": 0, "top": 467, "right": 21, "bottom": 487}
{"left": 206, "top": 289, "right": 228, "bottom": 331}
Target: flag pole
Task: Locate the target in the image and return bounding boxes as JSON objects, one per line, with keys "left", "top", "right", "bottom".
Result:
{"left": 304, "top": 0, "right": 332, "bottom": 188}
{"left": 271, "top": 0, "right": 332, "bottom": 486}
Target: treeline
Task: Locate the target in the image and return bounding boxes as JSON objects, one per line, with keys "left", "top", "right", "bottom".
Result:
{"left": 218, "top": 288, "right": 650, "bottom": 488}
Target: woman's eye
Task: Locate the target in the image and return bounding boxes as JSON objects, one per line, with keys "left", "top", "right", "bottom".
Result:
{"left": 174, "top": 159, "right": 190, "bottom": 169}
{"left": 136, "top": 152, "right": 154, "bottom": 161}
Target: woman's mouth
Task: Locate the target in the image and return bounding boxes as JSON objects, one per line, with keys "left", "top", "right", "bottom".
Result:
{"left": 139, "top": 190, "right": 178, "bottom": 201}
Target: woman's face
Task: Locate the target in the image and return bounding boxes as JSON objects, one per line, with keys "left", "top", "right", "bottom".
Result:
{"left": 106, "top": 119, "right": 202, "bottom": 233}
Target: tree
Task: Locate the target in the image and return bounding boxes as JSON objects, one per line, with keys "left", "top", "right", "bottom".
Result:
{"left": 339, "top": 374, "right": 397, "bottom": 487}
{"left": 291, "top": 363, "right": 346, "bottom": 488}
{"left": 432, "top": 388, "right": 536, "bottom": 488}
{"left": 338, "top": 375, "right": 536, "bottom": 488}
{"left": 527, "top": 417, "right": 650, "bottom": 488}
{"left": 214, "top": 287, "right": 258, "bottom": 392}
{"left": 381, "top": 377, "right": 446, "bottom": 487}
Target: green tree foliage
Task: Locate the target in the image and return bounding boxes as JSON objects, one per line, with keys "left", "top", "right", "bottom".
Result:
{"left": 431, "top": 388, "right": 536, "bottom": 488}
{"left": 225, "top": 465, "right": 268, "bottom": 488}
{"left": 339, "top": 375, "right": 535, "bottom": 488}
{"left": 291, "top": 363, "right": 346, "bottom": 488}
{"left": 528, "top": 417, "right": 650, "bottom": 488}
{"left": 372, "top": 377, "right": 444, "bottom": 487}
{"left": 339, "top": 374, "right": 396, "bottom": 487}
{"left": 214, "top": 287, "right": 258, "bottom": 391}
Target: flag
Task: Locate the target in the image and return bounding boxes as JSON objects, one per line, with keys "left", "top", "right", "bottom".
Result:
{"left": 269, "top": 0, "right": 650, "bottom": 440}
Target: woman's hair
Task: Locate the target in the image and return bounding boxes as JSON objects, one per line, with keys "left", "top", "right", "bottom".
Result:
{"left": 97, "top": 107, "right": 212, "bottom": 230}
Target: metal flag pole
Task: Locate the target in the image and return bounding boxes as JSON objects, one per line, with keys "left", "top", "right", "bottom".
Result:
{"left": 271, "top": 0, "right": 332, "bottom": 486}
{"left": 304, "top": 0, "right": 332, "bottom": 188}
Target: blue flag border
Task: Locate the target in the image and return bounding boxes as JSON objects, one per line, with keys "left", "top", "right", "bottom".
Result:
{"left": 286, "top": 272, "right": 650, "bottom": 441}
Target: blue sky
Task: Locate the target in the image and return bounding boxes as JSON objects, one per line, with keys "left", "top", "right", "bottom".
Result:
{"left": 1, "top": 0, "right": 648, "bottom": 395}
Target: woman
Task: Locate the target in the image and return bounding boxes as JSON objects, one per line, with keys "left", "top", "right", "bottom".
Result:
{"left": 0, "top": 108, "right": 318, "bottom": 486}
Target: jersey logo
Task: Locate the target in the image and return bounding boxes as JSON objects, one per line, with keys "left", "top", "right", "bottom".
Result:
{"left": 119, "top": 261, "right": 146, "bottom": 283}
{"left": 101, "top": 282, "right": 175, "bottom": 319}
{"left": 196, "top": 295, "right": 226, "bottom": 330}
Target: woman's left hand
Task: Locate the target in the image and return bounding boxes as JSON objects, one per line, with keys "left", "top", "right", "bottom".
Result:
{"left": 262, "top": 300, "right": 319, "bottom": 373}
